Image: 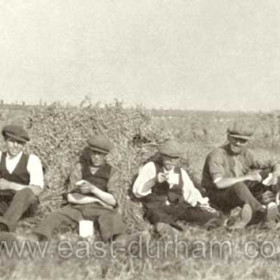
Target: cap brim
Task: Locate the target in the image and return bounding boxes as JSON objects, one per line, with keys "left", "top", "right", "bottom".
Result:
{"left": 228, "top": 133, "right": 251, "bottom": 140}
{"left": 4, "top": 132, "right": 29, "bottom": 143}
{"left": 160, "top": 152, "right": 181, "bottom": 158}
{"left": 89, "top": 146, "right": 109, "bottom": 154}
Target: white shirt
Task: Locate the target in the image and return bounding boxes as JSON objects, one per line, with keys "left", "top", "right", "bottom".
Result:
{"left": 0, "top": 151, "right": 44, "bottom": 189}
{"left": 132, "top": 162, "right": 209, "bottom": 207}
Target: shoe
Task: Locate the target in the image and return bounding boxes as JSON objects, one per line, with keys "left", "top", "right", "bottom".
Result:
{"left": 224, "top": 207, "right": 242, "bottom": 227}
{"left": 0, "top": 217, "right": 10, "bottom": 232}
{"left": 0, "top": 223, "right": 9, "bottom": 232}
{"left": 113, "top": 231, "right": 149, "bottom": 248}
{"left": 225, "top": 204, "right": 253, "bottom": 230}
{"left": 0, "top": 232, "right": 17, "bottom": 248}
{"left": 204, "top": 218, "right": 222, "bottom": 230}
{"left": 16, "top": 232, "right": 47, "bottom": 242}
{"left": 266, "top": 202, "right": 280, "bottom": 222}
{"left": 241, "top": 204, "right": 253, "bottom": 225}
{"left": 154, "top": 223, "right": 179, "bottom": 238}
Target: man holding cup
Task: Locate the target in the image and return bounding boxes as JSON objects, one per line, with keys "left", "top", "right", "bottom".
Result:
{"left": 133, "top": 139, "right": 221, "bottom": 235}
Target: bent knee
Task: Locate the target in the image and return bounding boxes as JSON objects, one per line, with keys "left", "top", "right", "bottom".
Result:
{"left": 16, "top": 188, "right": 37, "bottom": 202}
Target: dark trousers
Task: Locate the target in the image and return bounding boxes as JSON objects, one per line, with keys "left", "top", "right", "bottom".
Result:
{"left": 0, "top": 189, "right": 38, "bottom": 231}
{"left": 143, "top": 200, "right": 221, "bottom": 229}
{"left": 34, "top": 203, "right": 125, "bottom": 242}
{"left": 206, "top": 181, "right": 265, "bottom": 215}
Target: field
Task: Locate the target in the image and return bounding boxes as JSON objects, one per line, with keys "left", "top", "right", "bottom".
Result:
{"left": 1, "top": 102, "right": 280, "bottom": 280}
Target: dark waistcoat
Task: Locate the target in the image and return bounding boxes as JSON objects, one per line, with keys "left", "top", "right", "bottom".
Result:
{"left": 141, "top": 162, "right": 184, "bottom": 205}
{"left": 81, "top": 163, "right": 112, "bottom": 192}
{"left": 0, "top": 152, "right": 30, "bottom": 185}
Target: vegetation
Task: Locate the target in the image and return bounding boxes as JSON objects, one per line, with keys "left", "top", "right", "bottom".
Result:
{"left": 1, "top": 102, "right": 280, "bottom": 280}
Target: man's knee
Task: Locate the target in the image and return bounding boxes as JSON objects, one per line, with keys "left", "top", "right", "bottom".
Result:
{"left": 231, "top": 182, "right": 248, "bottom": 191}
{"left": 14, "top": 188, "right": 37, "bottom": 204}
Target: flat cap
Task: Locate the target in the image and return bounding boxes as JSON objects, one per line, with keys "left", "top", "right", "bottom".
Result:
{"left": 227, "top": 121, "right": 254, "bottom": 140}
{"left": 158, "top": 140, "right": 182, "bottom": 158}
{"left": 87, "top": 135, "right": 113, "bottom": 154}
{"left": 2, "top": 125, "right": 30, "bottom": 143}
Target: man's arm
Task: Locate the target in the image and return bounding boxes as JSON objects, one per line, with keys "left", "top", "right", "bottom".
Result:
{"left": 67, "top": 193, "right": 113, "bottom": 209}
{"left": 214, "top": 172, "right": 262, "bottom": 189}
{"left": 207, "top": 148, "right": 263, "bottom": 190}
{"left": 0, "top": 178, "right": 42, "bottom": 196}
{"left": 68, "top": 163, "right": 117, "bottom": 207}
{"left": 181, "top": 169, "right": 209, "bottom": 206}
{"left": 80, "top": 181, "right": 117, "bottom": 207}
{"left": 132, "top": 162, "right": 157, "bottom": 198}
{"left": 0, "top": 154, "right": 44, "bottom": 196}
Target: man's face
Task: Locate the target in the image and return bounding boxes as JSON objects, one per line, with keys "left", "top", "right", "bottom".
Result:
{"left": 162, "top": 154, "right": 180, "bottom": 171}
{"left": 90, "top": 150, "right": 106, "bottom": 167}
{"left": 5, "top": 137, "right": 25, "bottom": 157}
{"left": 228, "top": 135, "right": 249, "bottom": 155}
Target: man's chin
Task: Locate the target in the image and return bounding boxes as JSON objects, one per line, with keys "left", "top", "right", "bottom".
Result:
{"left": 230, "top": 147, "right": 242, "bottom": 155}
{"left": 8, "top": 151, "right": 21, "bottom": 157}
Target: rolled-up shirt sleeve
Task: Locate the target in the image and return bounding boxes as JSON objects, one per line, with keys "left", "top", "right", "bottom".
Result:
{"left": 106, "top": 167, "right": 119, "bottom": 199}
{"left": 181, "top": 169, "right": 209, "bottom": 206}
{"left": 132, "top": 162, "right": 157, "bottom": 198}
{"left": 207, "top": 150, "right": 227, "bottom": 182}
{"left": 68, "top": 163, "right": 83, "bottom": 193}
{"left": 27, "top": 154, "right": 44, "bottom": 189}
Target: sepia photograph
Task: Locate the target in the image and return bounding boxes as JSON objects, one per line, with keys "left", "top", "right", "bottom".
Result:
{"left": 0, "top": 1, "right": 280, "bottom": 279}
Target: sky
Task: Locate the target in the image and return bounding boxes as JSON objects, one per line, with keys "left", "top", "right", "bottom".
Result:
{"left": 0, "top": 0, "right": 280, "bottom": 111}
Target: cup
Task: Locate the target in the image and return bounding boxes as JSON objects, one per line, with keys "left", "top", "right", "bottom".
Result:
{"left": 168, "top": 173, "right": 179, "bottom": 185}
{"left": 79, "top": 220, "right": 94, "bottom": 238}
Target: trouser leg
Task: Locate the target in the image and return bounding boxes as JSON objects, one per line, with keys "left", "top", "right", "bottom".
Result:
{"left": 0, "top": 189, "right": 38, "bottom": 231}
{"left": 80, "top": 204, "right": 125, "bottom": 242}
{"left": 33, "top": 205, "right": 83, "bottom": 240}
{"left": 208, "top": 182, "right": 263, "bottom": 214}
{"left": 142, "top": 203, "right": 178, "bottom": 226}
{"left": 97, "top": 212, "right": 125, "bottom": 242}
{"left": 175, "top": 203, "right": 222, "bottom": 226}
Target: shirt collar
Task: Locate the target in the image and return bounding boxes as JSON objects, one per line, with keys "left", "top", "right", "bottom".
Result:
{"left": 6, "top": 151, "right": 23, "bottom": 161}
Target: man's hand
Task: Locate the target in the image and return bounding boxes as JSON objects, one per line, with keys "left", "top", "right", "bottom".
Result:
{"left": 157, "top": 172, "right": 167, "bottom": 183}
{"left": 246, "top": 171, "right": 262, "bottom": 182}
{"left": 78, "top": 181, "right": 96, "bottom": 194}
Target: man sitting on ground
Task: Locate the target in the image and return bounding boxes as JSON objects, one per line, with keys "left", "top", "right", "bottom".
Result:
{"left": 0, "top": 125, "right": 44, "bottom": 232}
{"left": 201, "top": 121, "right": 280, "bottom": 228}
{"left": 24, "top": 135, "right": 127, "bottom": 242}
{"left": 133, "top": 139, "right": 221, "bottom": 236}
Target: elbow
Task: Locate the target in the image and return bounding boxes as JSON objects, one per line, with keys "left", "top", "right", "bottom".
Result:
{"left": 215, "top": 184, "right": 221, "bottom": 189}
{"left": 67, "top": 194, "right": 75, "bottom": 203}
{"left": 213, "top": 178, "right": 223, "bottom": 189}
{"left": 214, "top": 182, "right": 224, "bottom": 189}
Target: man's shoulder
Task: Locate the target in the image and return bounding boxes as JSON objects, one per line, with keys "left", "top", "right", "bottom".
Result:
{"left": 27, "top": 153, "right": 42, "bottom": 162}
{"left": 207, "top": 145, "right": 228, "bottom": 159}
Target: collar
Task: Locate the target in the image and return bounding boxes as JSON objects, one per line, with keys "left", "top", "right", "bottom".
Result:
{"left": 6, "top": 151, "right": 23, "bottom": 161}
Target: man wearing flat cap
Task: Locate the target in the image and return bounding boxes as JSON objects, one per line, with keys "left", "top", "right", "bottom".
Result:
{"left": 27, "top": 134, "right": 126, "bottom": 242}
{"left": 0, "top": 125, "right": 44, "bottom": 232}
{"left": 202, "top": 121, "right": 280, "bottom": 228}
{"left": 133, "top": 139, "right": 221, "bottom": 234}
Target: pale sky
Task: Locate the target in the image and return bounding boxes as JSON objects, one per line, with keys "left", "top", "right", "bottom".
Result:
{"left": 0, "top": 0, "right": 280, "bottom": 111}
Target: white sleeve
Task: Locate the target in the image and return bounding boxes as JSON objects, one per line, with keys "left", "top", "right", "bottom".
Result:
{"left": 181, "top": 169, "right": 209, "bottom": 206}
{"left": 132, "top": 162, "right": 157, "bottom": 198}
{"left": 27, "top": 154, "right": 44, "bottom": 189}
